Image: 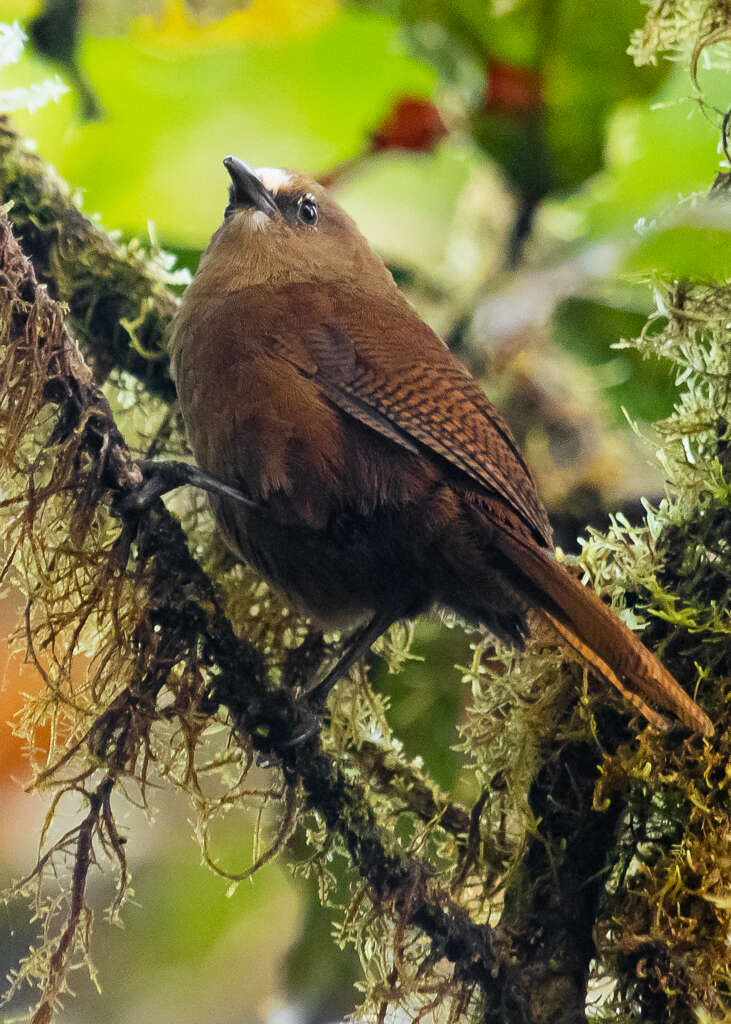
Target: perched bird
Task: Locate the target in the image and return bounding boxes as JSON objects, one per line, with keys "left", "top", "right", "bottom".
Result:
{"left": 166, "top": 156, "right": 712, "bottom": 737}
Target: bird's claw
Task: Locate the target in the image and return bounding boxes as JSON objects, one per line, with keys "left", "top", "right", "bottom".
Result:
{"left": 112, "top": 459, "right": 256, "bottom": 519}
{"left": 280, "top": 691, "right": 329, "bottom": 748}
{"left": 111, "top": 460, "right": 173, "bottom": 519}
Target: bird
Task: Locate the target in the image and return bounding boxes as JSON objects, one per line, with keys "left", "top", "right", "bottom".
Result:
{"left": 163, "top": 155, "right": 713, "bottom": 738}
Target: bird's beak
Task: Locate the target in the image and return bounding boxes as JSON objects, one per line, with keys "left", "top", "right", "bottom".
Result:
{"left": 223, "top": 156, "right": 279, "bottom": 219}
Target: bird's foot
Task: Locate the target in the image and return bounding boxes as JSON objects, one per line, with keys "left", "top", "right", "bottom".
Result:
{"left": 282, "top": 695, "right": 329, "bottom": 748}
{"left": 112, "top": 459, "right": 256, "bottom": 518}
{"left": 281, "top": 613, "right": 396, "bottom": 747}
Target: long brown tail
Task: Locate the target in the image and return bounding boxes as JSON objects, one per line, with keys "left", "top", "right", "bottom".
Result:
{"left": 494, "top": 530, "right": 714, "bottom": 737}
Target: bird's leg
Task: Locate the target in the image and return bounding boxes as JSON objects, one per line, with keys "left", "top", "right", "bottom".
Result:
{"left": 281, "top": 628, "right": 329, "bottom": 693}
{"left": 284, "top": 613, "right": 394, "bottom": 746}
{"left": 306, "top": 612, "right": 394, "bottom": 708}
{"left": 113, "top": 459, "right": 257, "bottom": 517}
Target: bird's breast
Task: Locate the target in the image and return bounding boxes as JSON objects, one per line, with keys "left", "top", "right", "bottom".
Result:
{"left": 181, "top": 331, "right": 354, "bottom": 538}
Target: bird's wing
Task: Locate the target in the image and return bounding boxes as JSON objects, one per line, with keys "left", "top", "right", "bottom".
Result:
{"left": 267, "top": 284, "right": 553, "bottom": 548}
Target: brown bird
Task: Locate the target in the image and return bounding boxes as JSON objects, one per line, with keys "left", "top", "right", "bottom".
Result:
{"left": 163, "top": 155, "right": 712, "bottom": 737}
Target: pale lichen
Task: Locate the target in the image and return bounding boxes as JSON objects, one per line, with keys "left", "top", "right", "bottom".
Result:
{"left": 629, "top": 0, "right": 731, "bottom": 86}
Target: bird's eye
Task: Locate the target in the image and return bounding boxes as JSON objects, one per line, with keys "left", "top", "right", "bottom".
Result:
{"left": 298, "top": 196, "right": 318, "bottom": 226}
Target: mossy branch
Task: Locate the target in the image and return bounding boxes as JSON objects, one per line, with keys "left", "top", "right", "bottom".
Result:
{"left": 0, "top": 117, "right": 177, "bottom": 398}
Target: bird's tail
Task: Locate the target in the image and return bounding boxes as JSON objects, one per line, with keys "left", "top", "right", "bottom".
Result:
{"left": 493, "top": 529, "right": 714, "bottom": 737}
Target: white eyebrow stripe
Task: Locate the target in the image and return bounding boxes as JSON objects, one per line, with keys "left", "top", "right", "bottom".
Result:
{"left": 255, "top": 167, "right": 292, "bottom": 193}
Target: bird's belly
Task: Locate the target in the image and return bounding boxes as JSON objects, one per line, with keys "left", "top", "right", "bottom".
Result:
{"left": 210, "top": 493, "right": 430, "bottom": 629}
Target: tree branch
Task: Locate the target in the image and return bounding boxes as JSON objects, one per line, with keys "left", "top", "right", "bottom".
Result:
{"left": 0, "top": 117, "right": 176, "bottom": 398}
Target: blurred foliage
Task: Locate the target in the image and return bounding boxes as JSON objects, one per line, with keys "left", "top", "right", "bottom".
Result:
{"left": 0, "top": 0, "right": 722, "bottom": 273}
{"left": 0, "top": 0, "right": 438, "bottom": 246}
{"left": 357, "top": 0, "right": 665, "bottom": 195}
{"left": 560, "top": 61, "right": 727, "bottom": 239}
{"left": 552, "top": 298, "right": 674, "bottom": 424}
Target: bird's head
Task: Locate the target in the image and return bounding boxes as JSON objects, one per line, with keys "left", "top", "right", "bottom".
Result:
{"left": 194, "top": 156, "right": 392, "bottom": 293}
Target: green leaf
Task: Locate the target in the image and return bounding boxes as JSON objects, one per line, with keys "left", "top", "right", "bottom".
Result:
{"left": 559, "top": 61, "right": 726, "bottom": 238}
{"left": 624, "top": 219, "right": 731, "bottom": 281}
